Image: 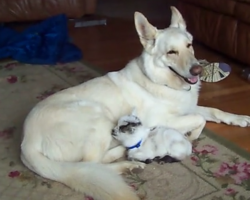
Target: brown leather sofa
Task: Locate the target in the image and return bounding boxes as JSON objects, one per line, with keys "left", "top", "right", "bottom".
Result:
{"left": 0, "top": 0, "right": 97, "bottom": 22}
{"left": 178, "top": 0, "right": 250, "bottom": 65}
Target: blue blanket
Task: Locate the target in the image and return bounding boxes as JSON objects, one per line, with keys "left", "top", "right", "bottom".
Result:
{"left": 0, "top": 14, "right": 82, "bottom": 64}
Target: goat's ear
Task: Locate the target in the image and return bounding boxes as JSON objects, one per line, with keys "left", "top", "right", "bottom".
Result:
{"left": 134, "top": 12, "right": 157, "bottom": 52}
{"left": 169, "top": 6, "right": 186, "bottom": 30}
{"left": 131, "top": 107, "right": 137, "bottom": 116}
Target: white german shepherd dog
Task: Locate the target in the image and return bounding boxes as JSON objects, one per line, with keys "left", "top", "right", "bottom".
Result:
{"left": 21, "top": 7, "right": 250, "bottom": 200}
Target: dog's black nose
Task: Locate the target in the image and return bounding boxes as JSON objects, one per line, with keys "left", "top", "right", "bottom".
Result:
{"left": 111, "top": 129, "right": 116, "bottom": 136}
{"left": 190, "top": 64, "right": 202, "bottom": 76}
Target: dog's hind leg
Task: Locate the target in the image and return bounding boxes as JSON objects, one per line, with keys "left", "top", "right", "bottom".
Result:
{"left": 196, "top": 106, "right": 250, "bottom": 127}
{"left": 166, "top": 114, "right": 206, "bottom": 141}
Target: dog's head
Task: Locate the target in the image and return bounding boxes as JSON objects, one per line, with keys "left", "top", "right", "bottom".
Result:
{"left": 134, "top": 7, "right": 201, "bottom": 89}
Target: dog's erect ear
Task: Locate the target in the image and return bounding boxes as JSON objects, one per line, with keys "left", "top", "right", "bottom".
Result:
{"left": 134, "top": 12, "right": 157, "bottom": 52}
{"left": 170, "top": 6, "right": 186, "bottom": 30}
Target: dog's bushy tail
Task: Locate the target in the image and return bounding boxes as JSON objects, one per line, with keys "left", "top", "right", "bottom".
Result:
{"left": 21, "top": 149, "right": 139, "bottom": 200}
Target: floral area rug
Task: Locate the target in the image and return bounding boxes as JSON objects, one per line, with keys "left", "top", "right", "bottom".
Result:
{"left": 0, "top": 60, "right": 250, "bottom": 200}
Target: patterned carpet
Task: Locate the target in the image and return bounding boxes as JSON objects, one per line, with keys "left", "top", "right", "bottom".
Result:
{"left": 0, "top": 60, "right": 249, "bottom": 200}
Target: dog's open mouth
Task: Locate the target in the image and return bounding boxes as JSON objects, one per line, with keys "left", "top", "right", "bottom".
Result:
{"left": 185, "top": 76, "right": 198, "bottom": 84}
{"left": 169, "top": 67, "right": 198, "bottom": 84}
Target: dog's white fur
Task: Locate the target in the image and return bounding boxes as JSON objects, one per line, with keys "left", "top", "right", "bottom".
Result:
{"left": 112, "top": 108, "right": 192, "bottom": 161}
{"left": 21, "top": 7, "right": 250, "bottom": 200}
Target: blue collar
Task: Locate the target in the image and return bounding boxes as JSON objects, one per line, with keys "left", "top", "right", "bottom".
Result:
{"left": 127, "top": 140, "right": 142, "bottom": 150}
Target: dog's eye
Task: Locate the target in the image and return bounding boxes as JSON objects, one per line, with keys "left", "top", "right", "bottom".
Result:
{"left": 167, "top": 50, "right": 178, "bottom": 55}
{"left": 187, "top": 43, "right": 192, "bottom": 48}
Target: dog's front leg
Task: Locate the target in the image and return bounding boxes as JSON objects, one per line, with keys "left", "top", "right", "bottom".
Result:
{"left": 196, "top": 106, "right": 250, "bottom": 127}
{"left": 102, "top": 145, "right": 126, "bottom": 163}
{"left": 166, "top": 114, "right": 206, "bottom": 141}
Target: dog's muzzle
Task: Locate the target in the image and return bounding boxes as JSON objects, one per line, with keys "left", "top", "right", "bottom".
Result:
{"left": 169, "top": 64, "right": 201, "bottom": 85}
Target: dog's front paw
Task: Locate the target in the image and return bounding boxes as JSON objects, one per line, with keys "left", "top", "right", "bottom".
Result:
{"left": 129, "top": 161, "right": 146, "bottom": 171}
{"left": 231, "top": 115, "right": 250, "bottom": 127}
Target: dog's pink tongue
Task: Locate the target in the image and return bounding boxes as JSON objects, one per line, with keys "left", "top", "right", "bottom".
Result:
{"left": 188, "top": 76, "right": 198, "bottom": 83}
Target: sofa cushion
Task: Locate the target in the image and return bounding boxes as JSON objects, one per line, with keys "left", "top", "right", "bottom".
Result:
{"left": 0, "top": 0, "right": 96, "bottom": 22}
{"left": 235, "top": 2, "right": 250, "bottom": 25}
{"left": 178, "top": 0, "right": 250, "bottom": 65}
{"left": 236, "top": 23, "right": 250, "bottom": 64}
{"left": 179, "top": 0, "right": 236, "bottom": 16}
{"left": 236, "top": 0, "right": 250, "bottom": 3}
{"left": 178, "top": 3, "right": 237, "bottom": 58}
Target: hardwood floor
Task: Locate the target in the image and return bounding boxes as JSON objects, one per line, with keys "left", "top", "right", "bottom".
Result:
{"left": 69, "top": 17, "right": 250, "bottom": 153}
